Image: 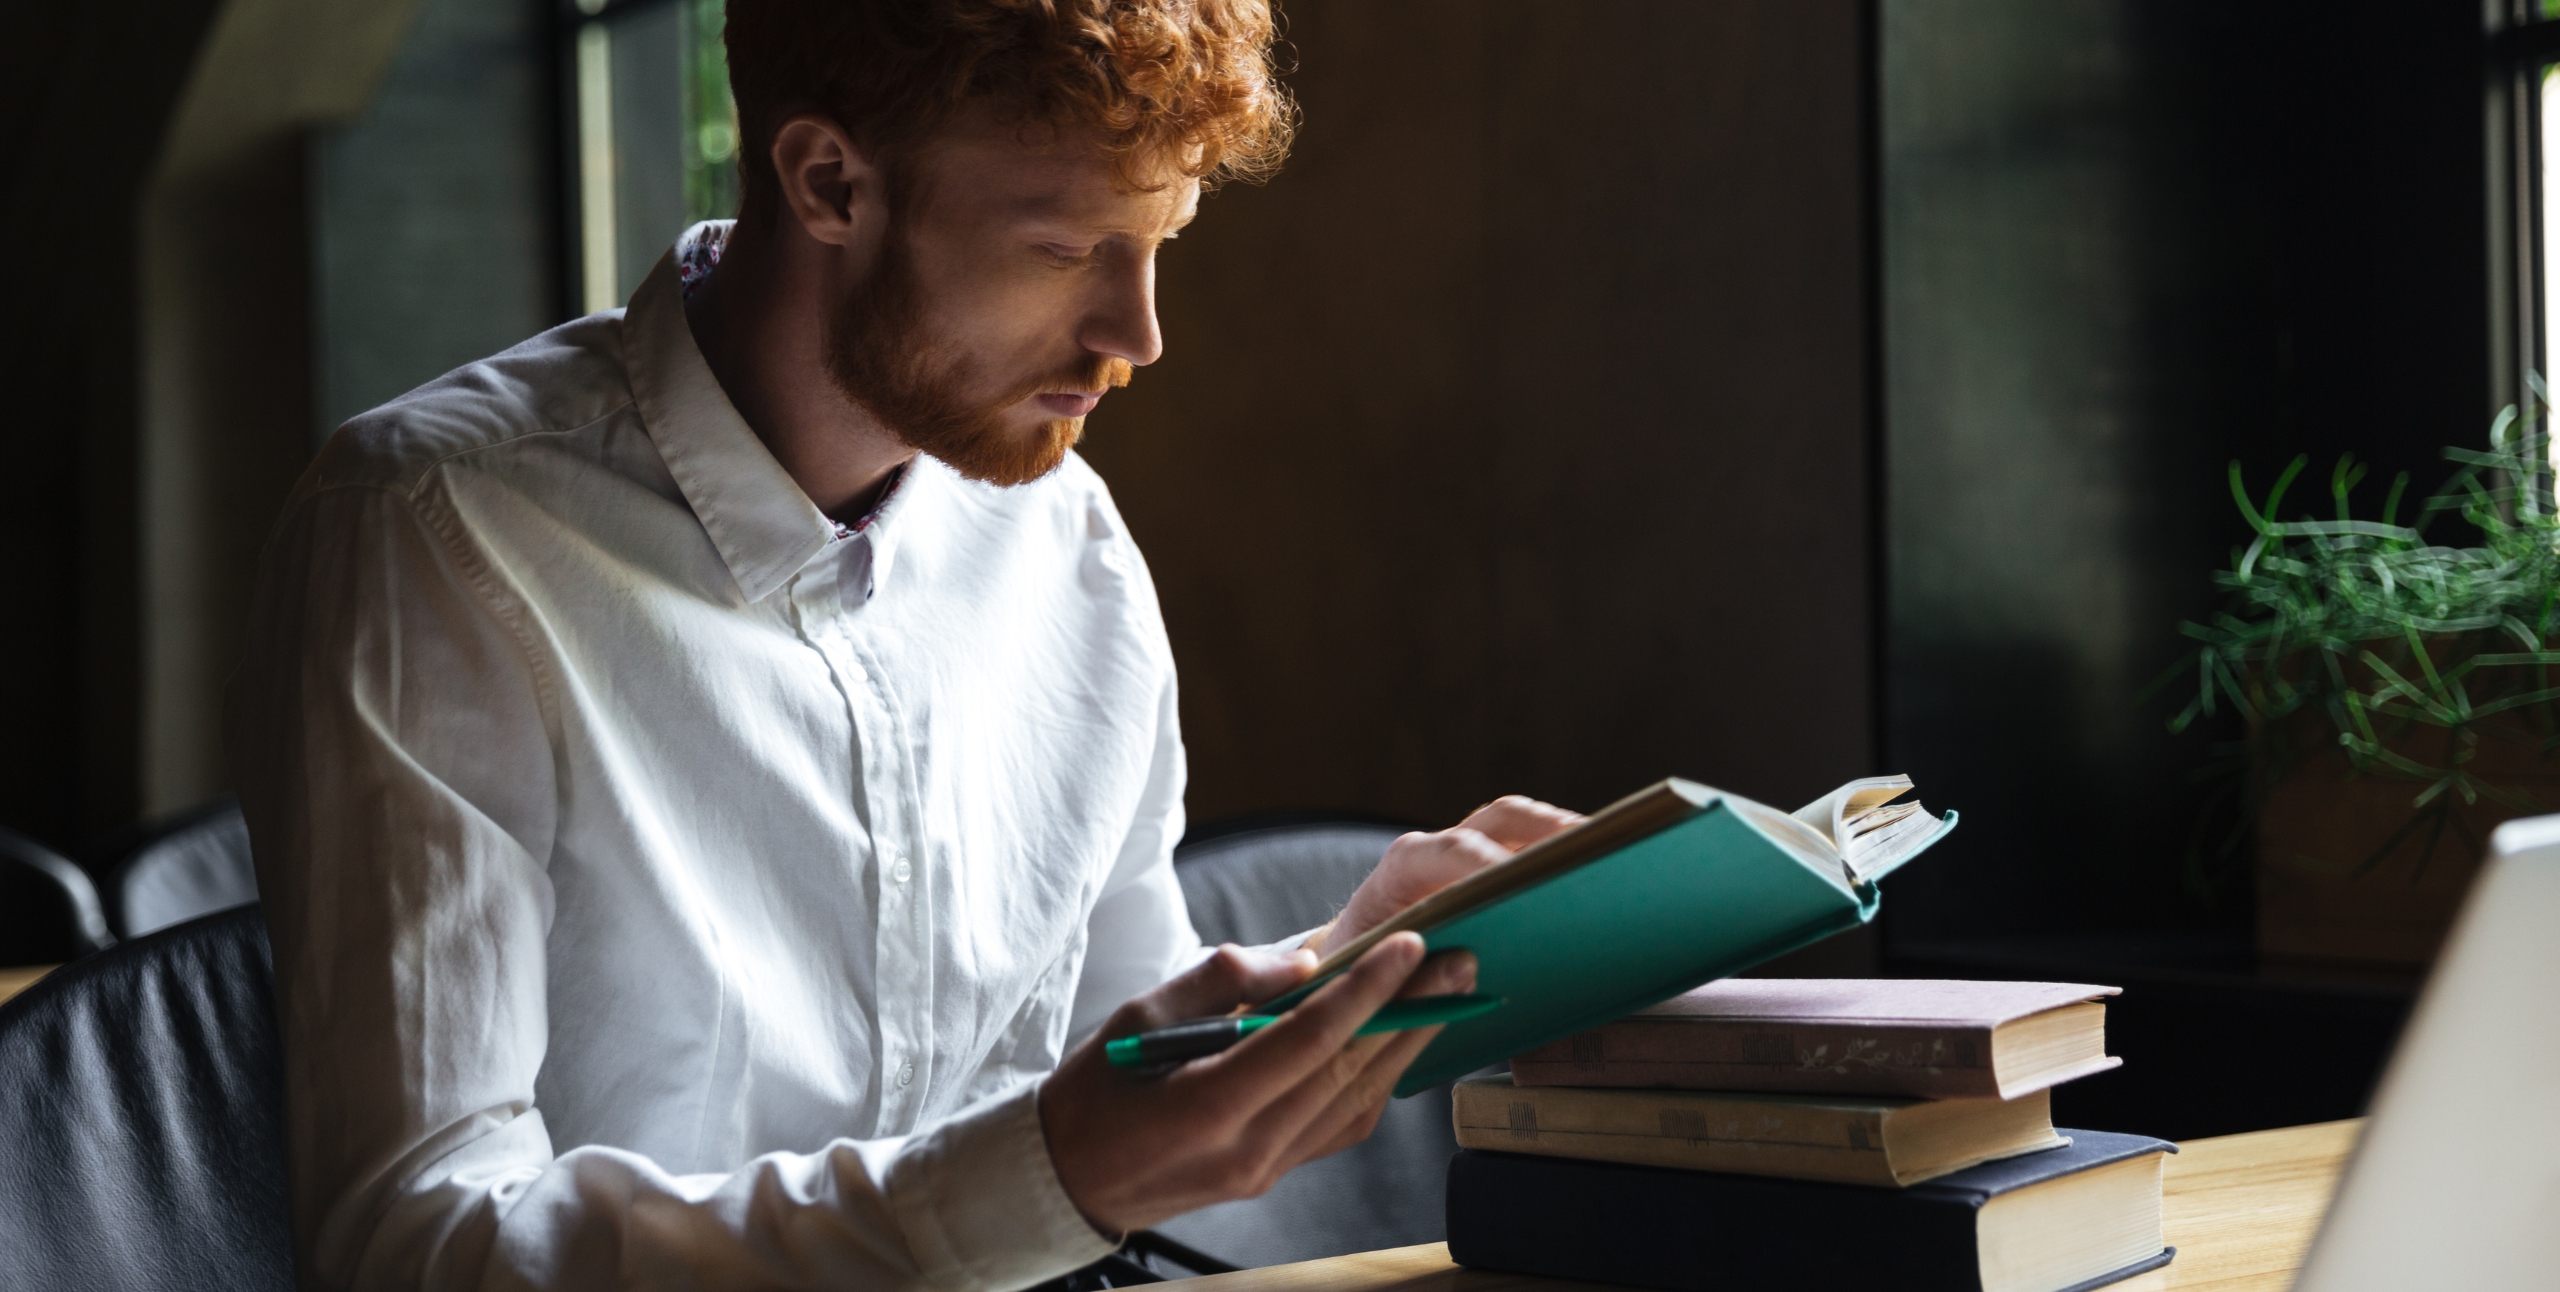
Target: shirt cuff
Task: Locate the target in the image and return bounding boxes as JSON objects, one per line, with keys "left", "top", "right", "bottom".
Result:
{"left": 884, "top": 1078, "right": 1116, "bottom": 1291}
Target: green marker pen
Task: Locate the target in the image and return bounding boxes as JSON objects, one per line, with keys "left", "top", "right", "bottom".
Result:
{"left": 1104, "top": 993, "right": 1505, "bottom": 1070}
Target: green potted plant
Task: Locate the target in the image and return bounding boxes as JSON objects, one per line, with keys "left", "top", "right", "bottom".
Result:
{"left": 2162, "top": 405, "right": 2560, "bottom": 967}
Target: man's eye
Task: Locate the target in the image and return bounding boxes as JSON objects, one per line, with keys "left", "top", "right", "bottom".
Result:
{"left": 1040, "top": 244, "right": 1098, "bottom": 265}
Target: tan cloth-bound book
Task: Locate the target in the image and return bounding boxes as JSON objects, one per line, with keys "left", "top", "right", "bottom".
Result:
{"left": 1453, "top": 1074, "right": 2067, "bottom": 1187}
{"left": 1508, "top": 978, "right": 2121, "bottom": 1101}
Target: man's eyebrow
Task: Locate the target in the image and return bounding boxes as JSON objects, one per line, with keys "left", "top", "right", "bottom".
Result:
{"left": 1016, "top": 192, "right": 1198, "bottom": 239}
{"left": 1030, "top": 214, "right": 1198, "bottom": 243}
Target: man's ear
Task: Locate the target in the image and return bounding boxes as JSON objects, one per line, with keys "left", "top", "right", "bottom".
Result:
{"left": 771, "top": 114, "right": 887, "bottom": 250}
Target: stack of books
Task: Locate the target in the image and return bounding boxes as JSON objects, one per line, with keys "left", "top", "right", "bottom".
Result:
{"left": 1445, "top": 979, "right": 2177, "bottom": 1292}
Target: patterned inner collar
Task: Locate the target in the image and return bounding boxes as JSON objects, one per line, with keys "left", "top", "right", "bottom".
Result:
{"left": 677, "top": 220, "right": 906, "bottom": 541}
{"left": 677, "top": 220, "right": 732, "bottom": 298}
{"left": 833, "top": 463, "right": 908, "bottom": 539}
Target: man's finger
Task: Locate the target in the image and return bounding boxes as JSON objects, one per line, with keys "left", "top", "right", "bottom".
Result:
{"left": 1271, "top": 1018, "right": 1430, "bottom": 1167}
{"left": 1239, "top": 946, "right": 1477, "bottom": 1168}
{"left": 1267, "top": 949, "right": 1479, "bottom": 1166}
{"left": 1378, "top": 828, "right": 1512, "bottom": 898}
{"left": 1139, "top": 943, "right": 1316, "bottom": 1027}
{"left": 1179, "top": 931, "right": 1425, "bottom": 1108}
{"left": 1458, "top": 794, "right": 1584, "bottom": 852}
{"left": 1297, "top": 1053, "right": 1409, "bottom": 1163}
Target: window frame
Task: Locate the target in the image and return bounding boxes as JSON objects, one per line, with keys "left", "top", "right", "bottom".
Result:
{"left": 2490, "top": 6, "right": 2560, "bottom": 425}
{"left": 555, "top": 0, "right": 741, "bottom": 316}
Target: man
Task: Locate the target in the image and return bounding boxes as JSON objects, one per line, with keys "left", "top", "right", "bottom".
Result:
{"left": 230, "top": 1, "right": 1578, "bottom": 1289}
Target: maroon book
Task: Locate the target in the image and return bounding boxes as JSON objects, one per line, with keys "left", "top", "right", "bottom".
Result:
{"left": 1508, "top": 978, "right": 2121, "bottom": 1100}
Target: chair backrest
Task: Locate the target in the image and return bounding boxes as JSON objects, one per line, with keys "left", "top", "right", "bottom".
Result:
{"left": 102, "top": 797, "right": 259, "bottom": 940}
{"left": 0, "top": 826, "right": 113, "bottom": 965}
{"left": 0, "top": 904, "right": 292, "bottom": 1292}
{"left": 1173, "top": 817, "right": 1410, "bottom": 948}
{"left": 1159, "top": 817, "right": 1466, "bottom": 1269}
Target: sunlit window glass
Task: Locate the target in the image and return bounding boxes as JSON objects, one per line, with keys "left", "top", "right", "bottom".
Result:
{"left": 682, "top": 0, "right": 742, "bottom": 235}
{"left": 571, "top": 0, "right": 741, "bottom": 314}
{"left": 2542, "top": 61, "right": 2560, "bottom": 474}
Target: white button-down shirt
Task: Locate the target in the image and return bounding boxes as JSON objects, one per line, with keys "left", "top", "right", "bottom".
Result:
{"left": 229, "top": 232, "right": 1201, "bottom": 1291}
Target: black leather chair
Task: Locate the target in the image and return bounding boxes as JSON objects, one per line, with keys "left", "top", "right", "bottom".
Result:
{"left": 1, "top": 825, "right": 114, "bottom": 967}
{"left": 95, "top": 796, "right": 260, "bottom": 940}
{"left": 0, "top": 904, "right": 292, "bottom": 1292}
{"left": 0, "top": 820, "right": 1430, "bottom": 1286}
{"left": 1154, "top": 815, "right": 1466, "bottom": 1269}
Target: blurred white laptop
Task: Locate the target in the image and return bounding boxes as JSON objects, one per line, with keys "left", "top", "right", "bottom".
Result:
{"left": 2292, "top": 813, "right": 2560, "bottom": 1291}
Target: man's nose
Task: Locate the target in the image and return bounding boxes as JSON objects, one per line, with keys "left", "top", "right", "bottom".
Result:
{"left": 1079, "top": 253, "right": 1164, "bottom": 369}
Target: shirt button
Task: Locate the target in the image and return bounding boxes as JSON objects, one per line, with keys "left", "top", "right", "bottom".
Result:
{"left": 892, "top": 857, "right": 912, "bottom": 883}
{"left": 897, "top": 1061, "right": 915, "bottom": 1088}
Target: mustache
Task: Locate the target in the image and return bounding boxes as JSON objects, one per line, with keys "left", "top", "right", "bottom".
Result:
{"left": 1030, "top": 355, "right": 1135, "bottom": 399}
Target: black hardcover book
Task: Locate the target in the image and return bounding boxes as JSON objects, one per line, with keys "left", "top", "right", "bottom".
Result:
{"left": 1446, "top": 1129, "right": 2176, "bottom": 1292}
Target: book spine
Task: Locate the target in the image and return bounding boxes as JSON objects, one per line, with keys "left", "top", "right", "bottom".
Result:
{"left": 1445, "top": 1150, "right": 1985, "bottom": 1292}
{"left": 1510, "top": 1020, "right": 2002, "bottom": 1098}
{"left": 1451, "top": 1081, "right": 1903, "bottom": 1187}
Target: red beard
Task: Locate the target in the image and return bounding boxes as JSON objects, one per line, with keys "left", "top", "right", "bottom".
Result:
{"left": 824, "top": 231, "right": 1132, "bottom": 486}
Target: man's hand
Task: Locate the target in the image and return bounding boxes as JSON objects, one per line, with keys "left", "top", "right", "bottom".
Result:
{"left": 1040, "top": 933, "right": 1476, "bottom": 1235}
{"left": 1322, "top": 796, "right": 1583, "bottom": 954}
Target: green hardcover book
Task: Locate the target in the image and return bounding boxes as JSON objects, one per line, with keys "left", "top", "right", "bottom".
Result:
{"left": 1261, "top": 775, "right": 1957, "bottom": 1096}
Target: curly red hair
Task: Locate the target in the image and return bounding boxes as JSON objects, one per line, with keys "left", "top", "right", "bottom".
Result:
{"left": 724, "top": 0, "right": 1295, "bottom": 210}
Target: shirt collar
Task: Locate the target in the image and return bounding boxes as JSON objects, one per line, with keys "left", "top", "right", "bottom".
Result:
{"left": 686, "top": 221, "right": 909, "bottom": 543}
{"left": 627, "top": 222, "right": 841, "bottom": 604}
{"left": 835, "top": 461, "right": 909, "bottom": 539}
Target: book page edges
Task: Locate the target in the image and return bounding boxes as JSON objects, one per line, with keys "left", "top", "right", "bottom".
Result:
{"left": 1891, "top": 1131, "right": 2073, "bottom": 1187}
{"left": 1447, "top": 1126, "right": 1907, "bottom": 1187}
{"left": 1788, "top": 775, "right": 1916, "bottom": 846}
{"left": 1623, "top": 979, "right": 2122, "bottom": 1027}
{"left": 1444, "top": 1125, "right": 2069, "bottom": 1188}
{"left": 1996, "top": 1053, "right": 2125, "bottom": 1102}
{"left": 1854, "top": 809, "right": 1959, "bottom": 885}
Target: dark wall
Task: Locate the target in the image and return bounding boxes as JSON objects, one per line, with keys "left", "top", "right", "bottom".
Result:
{"left": 315, "top": 0, "right": 561, "bottom": 435}
{"left": 143, "top": 137, "right": 328, "bottom": 810}
{"left": 1880, "top": 0, "right": 2490, "bottom": 947}
{"left": 1087, "top": 0, "right": 1880, "bottom": 836}
{"left": 0, "top": 0, "right": 559, "bottom": 854}
{"left": 0, "top": 0, "right": 225, "bottom": 846}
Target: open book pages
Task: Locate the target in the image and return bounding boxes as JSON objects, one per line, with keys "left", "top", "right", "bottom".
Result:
{"left": 1269, "top": 775, "right": 1959, "bottom": 1093}
{"left": 1732, "top": 774, "right": 1937, "bottom": 889}
{"left": 1299, "top": 775, "right": 1948, "bottom": 983}
{"left": 1787, "top": 774, "right": 1935, "bottom": 884}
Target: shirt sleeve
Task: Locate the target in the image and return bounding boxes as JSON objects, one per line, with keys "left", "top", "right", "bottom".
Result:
{"left": 229, "top": 482, "right": 1113, "bottom": 1292}
{"left": 1066, "top": 665, "right": 1203, "bottom": 1044}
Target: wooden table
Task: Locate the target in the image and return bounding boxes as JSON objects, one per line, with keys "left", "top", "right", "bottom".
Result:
{"left": 2151, "top": 1120, "right": 2361, "bottom": 1290}
{"left": 0, "top": 964, "right": 55, "bottom": 1008}
{"left": 1170, "top": 1120, "right": 2362, "bottom": 1292}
